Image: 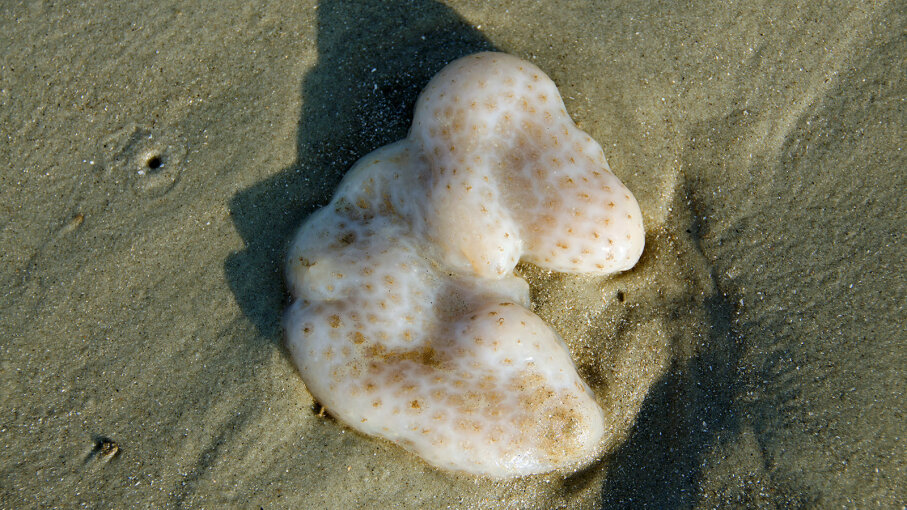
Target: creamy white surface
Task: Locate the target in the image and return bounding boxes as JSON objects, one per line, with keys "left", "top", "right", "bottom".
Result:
{"left": 285, "top": 53, "right": 644, "bottom": 477}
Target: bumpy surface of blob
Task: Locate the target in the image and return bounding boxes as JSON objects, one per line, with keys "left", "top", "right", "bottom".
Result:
{"left": 285, "top": 53, "right": 645, "bottom": 478}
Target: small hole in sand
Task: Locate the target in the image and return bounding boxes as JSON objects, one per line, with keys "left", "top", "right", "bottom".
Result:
{"left": 145, "top": 153, "right": 163, "bottom": 171}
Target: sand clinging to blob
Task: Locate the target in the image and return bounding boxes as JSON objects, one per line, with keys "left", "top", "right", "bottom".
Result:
{"left": 285, "top": 52, "right": 645, "bottom": 478}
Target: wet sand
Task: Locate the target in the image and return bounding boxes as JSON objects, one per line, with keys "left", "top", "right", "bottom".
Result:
{"left": 1, "top": 1, "right": 903, "bottom": 508}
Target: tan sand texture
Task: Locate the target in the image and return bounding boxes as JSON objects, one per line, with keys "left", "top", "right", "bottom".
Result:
{"left": 1, "top": 0, "right": 903, "bottom": 508}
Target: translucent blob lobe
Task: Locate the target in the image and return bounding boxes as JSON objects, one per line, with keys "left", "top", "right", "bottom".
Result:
{"left": 285, "top": 53, "right": 644, "bottom": 478}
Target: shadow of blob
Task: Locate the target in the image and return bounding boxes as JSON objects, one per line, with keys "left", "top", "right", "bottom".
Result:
{"left": 597, "top": 120, "right": 817, "bottom": 507}
{"left": 598, "top": 290, "right": 741, "bottom": 509}
{"left": 224, "top": 0, "right": 496, "bottom": 341}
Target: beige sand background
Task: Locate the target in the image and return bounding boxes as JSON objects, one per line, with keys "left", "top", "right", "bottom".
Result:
{"left": 1, "top": 0, "right": 903, "bottom": 508}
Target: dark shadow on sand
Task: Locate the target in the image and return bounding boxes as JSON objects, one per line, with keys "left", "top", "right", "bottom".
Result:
{"left": 224, "top": 0, "right": 496, "bottom": 341}
{"left": 596, "top": 115, "right": 818, "bottom": 507}
{"left": 591, "top": 170, "right": 744, "bottom": 508}
{"left": 597, "top": 291, "right": 742, "bottom": 509}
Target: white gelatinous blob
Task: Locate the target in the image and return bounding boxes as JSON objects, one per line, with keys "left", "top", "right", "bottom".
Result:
{"left": 285, "top": 52, "right": 645, "bottom": 478}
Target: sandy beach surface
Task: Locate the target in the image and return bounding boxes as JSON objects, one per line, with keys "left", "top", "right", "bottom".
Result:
{"left": 1, "top": 1, "right": 903, "bottom": 508}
